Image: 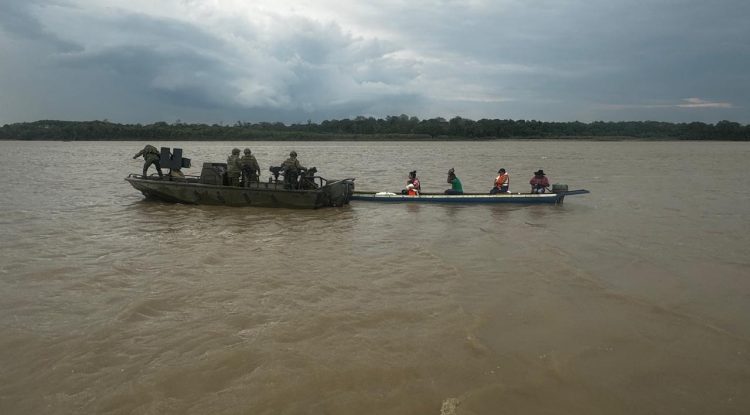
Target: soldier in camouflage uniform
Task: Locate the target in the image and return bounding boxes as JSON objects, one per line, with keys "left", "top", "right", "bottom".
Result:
{"left": 240, "top": 148, "right": 261, "bottom": 186}
{"left": 226, "top": 148, "right": 242, "bottom": 186}
{"left": 281, "top": 150, "right": 305, "bottom": 189}
{"left": 133, "top": 144, "right": 163, "bottom": 179}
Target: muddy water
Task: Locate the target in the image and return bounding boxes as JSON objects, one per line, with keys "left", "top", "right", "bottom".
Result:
{"left": 0, "top": 140, "right": 748, "bottom": 414}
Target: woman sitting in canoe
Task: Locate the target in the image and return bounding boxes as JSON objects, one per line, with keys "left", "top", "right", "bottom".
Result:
{"left": 490, "top": 168, "right": 509, "bottom": 194}
{"left": 402, "top": 170, "right": 421, "bottom": 196}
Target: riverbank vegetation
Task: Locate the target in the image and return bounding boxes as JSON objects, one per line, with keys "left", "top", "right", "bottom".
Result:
{"left": 1, "top": 116, "right": 748, "bottom": 140}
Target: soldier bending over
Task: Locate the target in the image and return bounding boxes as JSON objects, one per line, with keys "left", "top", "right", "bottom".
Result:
{"left": 133, "top": 144, "right": 163, "bottom": 179}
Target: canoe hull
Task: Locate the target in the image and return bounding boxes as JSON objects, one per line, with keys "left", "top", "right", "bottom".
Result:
{"left": 350, "top": 190, "right": 589, "bottom": 204}
{"left": 126, "top": 176, "right": 355, "bottom": 209}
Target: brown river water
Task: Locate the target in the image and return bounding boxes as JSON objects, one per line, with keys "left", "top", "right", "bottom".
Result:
{"left": 0, "top": 140, "right": 749, "bottom": 414}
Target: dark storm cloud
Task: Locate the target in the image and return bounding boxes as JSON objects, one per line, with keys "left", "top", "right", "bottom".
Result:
{"left": 0, "top": 0, "right": 81, "bottom": 52}
{"left": 360, "top": 0, "right": 750, "bottom": 121}
{"left": 0, "top": 0, "right": 748, "bottom": 124}
{"left": 0, "top": 2, "right": 417, "bottom": 123}
{"left": 57, "top": 46, "right": 239, "bottom": 109}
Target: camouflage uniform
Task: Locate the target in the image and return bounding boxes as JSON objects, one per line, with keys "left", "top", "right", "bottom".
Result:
{"left": 226, "top": 148, "right": 242, "bottom": 186}
{"left": 240, "top": 149, "right": 260, "bottom": 185}
{"left": 281, "top": 151, "right": 305, "bottom": 188}
{"left": 133, "top": 144, "right": 163, "bottom": 179}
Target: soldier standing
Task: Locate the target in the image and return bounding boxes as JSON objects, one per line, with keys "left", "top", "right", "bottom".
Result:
{"left": 227, "top": 148, "right": 242, "bottom": 186}
{"left": 281, "top": 150, "right": 305, "bottom": 188}
{"left": 133, "top": 144, "right": 163, "bottom": 179}
{"left": 240, "top": 148, "right": 261, "bottom": 186}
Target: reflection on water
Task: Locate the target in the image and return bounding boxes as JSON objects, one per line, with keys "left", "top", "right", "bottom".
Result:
{"left": 0, "top": 140, "right": 749, "bottom": 414}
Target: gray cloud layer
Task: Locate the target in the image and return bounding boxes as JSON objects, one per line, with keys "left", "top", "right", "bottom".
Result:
{"left": 1, "top": 0, "right": 748, "bottom": 124}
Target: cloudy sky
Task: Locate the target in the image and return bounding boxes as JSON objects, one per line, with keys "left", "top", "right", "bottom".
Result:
{"left": 1, "top": 0, "right": 748, "bottom": 125}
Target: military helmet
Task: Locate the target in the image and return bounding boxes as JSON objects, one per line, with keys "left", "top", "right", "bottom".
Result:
{"left": 244, "top": 148, "right": 252, "bottom": 154}
{"left": 232, "top": 148, "right": 240, "bottom": 154}
{"left": 290, "top": 150, "right": 297, "bottom": 157}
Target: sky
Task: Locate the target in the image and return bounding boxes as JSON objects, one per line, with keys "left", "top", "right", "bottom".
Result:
{"left": 1, "top": 0, "right": 748, "bottom": 125}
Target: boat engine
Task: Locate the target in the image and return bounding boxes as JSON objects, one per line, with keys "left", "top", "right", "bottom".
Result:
{"left": 200, "top": 162, "right": 228, "bottom": 185}
{"left": 551, "top": 183, "right": 568, "bottom": 193}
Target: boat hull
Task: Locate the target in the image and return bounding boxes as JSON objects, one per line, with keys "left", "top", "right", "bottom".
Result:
{"left": 126, "top": 176, "right": 355, "bottom": 209}
{"left": 350, "top": 190, "right": 589, "bottom": 204}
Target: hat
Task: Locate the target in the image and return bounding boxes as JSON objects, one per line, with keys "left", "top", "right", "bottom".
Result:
{"left": 498, "top": 168, "right": 506, "bottom": 173}
{"left": 534, "top": 169, "right": 545, "bottom": 176}
{"left": 244, "top": 148, "right": 252, "bottom": 154}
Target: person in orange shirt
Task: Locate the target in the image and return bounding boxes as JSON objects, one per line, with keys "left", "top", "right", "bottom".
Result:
{"left": 490, "top": 168, "right": 509, "bottom": 194}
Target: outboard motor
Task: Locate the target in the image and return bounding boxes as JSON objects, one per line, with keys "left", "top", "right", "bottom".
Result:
{"left": 200, "top": 162, "right": 227, "bottom": 185}
{"left": 551, "top": 183, "right": 568, "bottom": 193}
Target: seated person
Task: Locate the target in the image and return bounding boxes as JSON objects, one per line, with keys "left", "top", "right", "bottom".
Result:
{"left": 405, "top": 182, "right": 419, "bottom": 196}
{"left": 445, "top": 168, "right": 463, "bottom": 194}
{"left": 490, "top": 168, "right": 509, "bottom": 194}
{"left": 401, "top": 170, "right": 421, "bottom": 195}
{"left": 529, "top": 169, "right": 550, "bottom": 193}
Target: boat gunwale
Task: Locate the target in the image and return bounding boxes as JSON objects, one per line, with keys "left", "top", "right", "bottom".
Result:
{"left": 125, "top": 175, "right": 352, "bottom": 194}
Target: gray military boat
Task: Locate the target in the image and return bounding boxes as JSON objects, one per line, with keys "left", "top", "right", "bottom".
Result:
{"left": 126, "top": 147, "right": 355, "bottom": 209}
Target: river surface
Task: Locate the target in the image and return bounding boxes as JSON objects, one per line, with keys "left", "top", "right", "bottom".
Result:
{"left": 0, "top": 140, "right": 749, "bottom": 414}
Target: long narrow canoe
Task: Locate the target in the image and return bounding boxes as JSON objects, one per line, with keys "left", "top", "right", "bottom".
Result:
{"left": 350, "top": 189, "right": 589, "bottom": 204}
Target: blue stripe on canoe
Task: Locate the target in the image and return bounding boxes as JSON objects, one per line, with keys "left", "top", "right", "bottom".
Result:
{"left": 351, "top": 193, "right": 564, "bottom": 204}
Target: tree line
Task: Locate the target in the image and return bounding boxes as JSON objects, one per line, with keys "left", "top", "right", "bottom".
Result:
{"left": 1, "top": 115, "right": 748, "bottom": 140}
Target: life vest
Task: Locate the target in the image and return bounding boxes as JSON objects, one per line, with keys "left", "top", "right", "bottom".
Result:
{"left": 406, "top": 182, "right": 419, "bottom": 196}
{"left": 495, "top": 173, "right": 509, "bottom": 188}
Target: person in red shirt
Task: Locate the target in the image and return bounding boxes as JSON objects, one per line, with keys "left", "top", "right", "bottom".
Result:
{"left": 490, "top": 168, "right": 509, "bottom": 194}
{"left": 529, "top": 169, "right": 550, "bottom": 193}
{"left": 408, "top": 170, "right": 421, "bottom": 192}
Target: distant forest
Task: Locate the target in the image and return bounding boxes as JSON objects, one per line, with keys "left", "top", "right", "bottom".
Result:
{"left": 1, "top": 116, "right": 749, "bottom": 141}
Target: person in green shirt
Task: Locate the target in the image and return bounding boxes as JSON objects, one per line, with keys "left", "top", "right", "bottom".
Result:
{"left": 445, "top": 168, "right": 463, "bottom": 194}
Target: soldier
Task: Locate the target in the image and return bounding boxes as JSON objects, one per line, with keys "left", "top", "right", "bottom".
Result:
{"left": 133, "top": 144, "right": 163, "bottom": 179}
{"left": 240, "top": 148, "right": 260, "bottom": 186}
{"left": 281, "top": 150, "right": 305, "bottom": 188}
{"left": 226, "top": 148, "right": 242, "bottom": 186}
